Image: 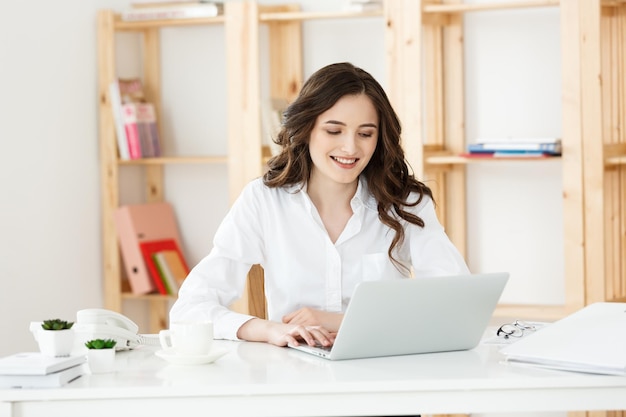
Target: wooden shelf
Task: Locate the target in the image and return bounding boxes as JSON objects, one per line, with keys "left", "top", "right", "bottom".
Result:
{"left": 121, "top": 292, "right": 174, "bottom": 301}
{"left": 118, "top": 156, "right": 228, "bottom": 165}
{"left": 426, "top": 154, "right": 561, "bottom": 165}
{"left": 259, "top": 9, "right": 382, "bottom": 22}
{"left": 422, "top": 0, "right": 559, "bottom": 14}
{"left": 113, "top": 15, "right": 225, "bottom": 30}
{"left": 606, "top": 156, "right": 626, "bottom": 167}
{"left": 605, "top": 144, "right": 626, "bottom": 167}
{"left": 417, "top": 0, "right": 626, "bottom": 325}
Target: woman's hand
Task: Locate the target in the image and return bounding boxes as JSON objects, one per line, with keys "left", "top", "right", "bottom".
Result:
{"left": 237, "top": 318, "right": 335, "bottom": 348}
{"left": 282, "top": 307, "right": 343, "bottom": 333}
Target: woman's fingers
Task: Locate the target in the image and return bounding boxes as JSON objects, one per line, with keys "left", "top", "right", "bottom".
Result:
{"left": 289, "top": 325, "right": 334, "bottom": 347}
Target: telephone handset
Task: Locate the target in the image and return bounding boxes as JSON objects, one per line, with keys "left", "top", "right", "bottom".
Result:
{"left": 74, "top": 309, "right": 159, "bottom": 350}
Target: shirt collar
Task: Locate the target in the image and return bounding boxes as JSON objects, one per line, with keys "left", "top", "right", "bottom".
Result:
{"left": 353, "top": 176, "right": 378, "bottom": 213}
{"left": 285, "top": 176, "right": 378, "bottom": 212}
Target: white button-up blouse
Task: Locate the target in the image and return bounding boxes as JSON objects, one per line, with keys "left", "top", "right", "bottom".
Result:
{"left": 170, "top": 176, "right": 470, "bottom": 340}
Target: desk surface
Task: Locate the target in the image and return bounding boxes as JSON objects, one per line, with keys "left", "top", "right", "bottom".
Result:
{"left": 2, "top": 337, "right": 626, "bottom": 417}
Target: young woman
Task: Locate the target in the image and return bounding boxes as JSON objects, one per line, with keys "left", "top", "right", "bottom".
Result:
{"left": 170, "top": 62, "right": 469, "bottom": 348}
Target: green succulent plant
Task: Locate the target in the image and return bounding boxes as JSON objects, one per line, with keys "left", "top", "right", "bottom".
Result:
{"left": 41, "top": 319, "right": 74, "bottom": 331}
{"left": 84, "top": 338, "right": 117, "bottom": 350}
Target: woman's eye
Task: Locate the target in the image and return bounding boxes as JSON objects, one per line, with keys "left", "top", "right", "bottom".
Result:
{"left": 326, "top": 130, "right": 341, "bottom": 135}
{"left": 359, "top": 132, "right": 374, "bottom": 138}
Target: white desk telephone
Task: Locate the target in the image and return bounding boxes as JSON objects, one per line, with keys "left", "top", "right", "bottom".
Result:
{"left": 75, "top": 309, "right": 151, "bottom": 350}
{"left": 30, "top": 309, "right": 160, "bottom": 351}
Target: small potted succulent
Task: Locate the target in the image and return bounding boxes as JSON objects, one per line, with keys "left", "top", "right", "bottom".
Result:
{"left": 37, "top": 319, "right": 75, "bottom": 357}
{"left": 85, "top": 338, "right": 117, "bottom": 374}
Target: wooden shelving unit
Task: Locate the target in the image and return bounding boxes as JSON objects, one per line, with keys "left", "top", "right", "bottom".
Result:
{"left": 97, "top": 4, "right": 265, "bottom": 332}
{"left": 411, "top": 0, "right": 626, "bottom": 321}
{"left": 98, "top": 1, "right": 625, "bottom": 340}
{"left": 96, "top": 2, "right": 386, "bottom": 330}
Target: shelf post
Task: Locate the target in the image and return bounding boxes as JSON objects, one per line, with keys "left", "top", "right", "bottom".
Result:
{"left": 225, "top": 1, "right": 265, "bottom": 317}
{"left": 385, "top": 0, "right": 424, "bottom": 178}
{"left": 225, "top": 0, "right": 262, "bottom": 204}
{"left": 97, "top": 10, "right": 123, "bottom": 314}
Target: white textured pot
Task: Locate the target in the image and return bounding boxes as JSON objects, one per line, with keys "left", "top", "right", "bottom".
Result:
{"left": 37, "top": 329, "right": 74, "bottom": 357}
{"left": 87, "top": 349, "right": 116, "bottom": 374}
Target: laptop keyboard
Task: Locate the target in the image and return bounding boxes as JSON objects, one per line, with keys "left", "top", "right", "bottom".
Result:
{"left": 315, "top": 344, "right": 332, "bottom": 352}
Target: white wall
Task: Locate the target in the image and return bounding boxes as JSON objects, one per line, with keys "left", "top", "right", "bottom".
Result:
{"left": 463, "top": 4, "right": 564, "bottom": 304}
{"left": 0, "top": 0, "right": 563, "bottom": 365}
{"left": 0, "top": 0, "right": 128, "bottom": 356}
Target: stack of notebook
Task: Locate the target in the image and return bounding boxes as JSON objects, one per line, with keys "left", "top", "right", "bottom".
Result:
{"left": 0, "top": 352, "right": 86, "bottom": 388}
{"left": 500, "top": 302, "right": 626, "bottom": 375}
{"left": 464, "top": 138, "right": 562, "bottom": 158}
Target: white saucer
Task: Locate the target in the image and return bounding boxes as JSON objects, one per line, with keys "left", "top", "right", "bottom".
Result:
{"left": 155, "top": 348, "right": 228, "bottom": 365}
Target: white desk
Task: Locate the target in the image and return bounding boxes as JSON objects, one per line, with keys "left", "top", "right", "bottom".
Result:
{"left": 1, "top": 338, "right": 626, "bottom": 417}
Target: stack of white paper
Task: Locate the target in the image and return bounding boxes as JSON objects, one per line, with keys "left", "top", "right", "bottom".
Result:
{"left": 0, "top": 352, "right": 85, "bottom": 388}
{"left": 500, "top": 302, "right": 626, "bottom": 375}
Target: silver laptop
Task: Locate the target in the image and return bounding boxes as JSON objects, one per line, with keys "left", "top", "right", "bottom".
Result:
{"left": 289, "top": 272, "right": 509, "bottom": 360}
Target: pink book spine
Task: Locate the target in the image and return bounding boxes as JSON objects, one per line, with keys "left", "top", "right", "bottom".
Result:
{"left": 122, "top": 103, "right": 142, "bottom": 159}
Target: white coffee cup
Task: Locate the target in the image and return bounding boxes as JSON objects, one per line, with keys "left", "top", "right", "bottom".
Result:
{"left": 159, "top": 321, "right": 213, "bottom": 356}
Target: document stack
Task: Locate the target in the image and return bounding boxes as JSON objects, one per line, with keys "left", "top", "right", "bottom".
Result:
{"left": 500, "top": 302, "right": 626, "bottom": 376}
{"left": 0, "top": 352, "right": 85, "bottom": 388}
{"left": 465, "top": 138, "right": 562, "bottom": 158}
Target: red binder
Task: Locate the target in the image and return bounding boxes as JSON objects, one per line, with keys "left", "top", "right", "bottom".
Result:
{"left": 139, "top": 239, "right": 190, "bottom": 295}
{"left": 113, "top": 202, "right": 186, "bottom": 295}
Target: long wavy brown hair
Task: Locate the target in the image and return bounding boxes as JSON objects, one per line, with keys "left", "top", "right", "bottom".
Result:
{"left": 263, "top": 62, "right": 433, "bottom": 274}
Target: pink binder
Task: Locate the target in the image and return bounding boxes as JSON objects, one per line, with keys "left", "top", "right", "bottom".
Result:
{"left": 113, "top": 202, "right": 185, "bottom": 295}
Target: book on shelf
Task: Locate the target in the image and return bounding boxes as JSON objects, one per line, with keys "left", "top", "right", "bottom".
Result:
{"left": 109, "top": 80, "right": 130, "bottom": 160}
{"left": 118, "top": 78, "right": 146, "bottom": 103}
{"left": 344, "top": 2, "right": 383, "bottom": 12}
{"left": 135, "top": 102, "right": 162, "bottom": 158}
{"left": 152, "top": 252, "right": 177, "bottom": 295}
{"left": 121, "top": 2, "right": 223, "bottom": 21}
{"left": 466, "top": 138, "right": 561, "bottom": 156}
{"left": 132, "top": 0, "right": 221, "bottom": 8}
{"left": 110, "top": 78, "right": 160, "bottom": 160}
{"left": 152, "top": 249, "right": 190, "bottom": 295}
{"left": 113, "top": 202, "right": 186, "bottom": 295}
{"left": 140, "top": 239, "right": 190, "bottom": 295}
{"left": 461, "top": 151, "right": 554, "bottom": 159}
{"left": 121, "top": 103, "right": 143, "bottom": 159}
{"left": 0, "top": 352, "right": 85, "bottom": 376}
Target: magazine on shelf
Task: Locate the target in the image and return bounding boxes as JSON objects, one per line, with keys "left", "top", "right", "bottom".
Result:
{"left": 467, "top": 139, "right": 561, "bottom": 154}
{"left": 109, "top": 80, "right": 130, "bottom": 160}
{"left": 135, "top": 102, "right": 161, "bottom": 158}
{"left": 120, "top": 103, "right": 143, "bottom": 159}
{"left": 344, "top": 1, "right": 383, "bottom": 12}
{"left": 121, "top": 2, "right": 223, "bottom": 20}
{"left": 131, "top": 0, "right": 218, "bottom": 6}
{"left": 461, "top": 151, "right": 554, "bottom": 159}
